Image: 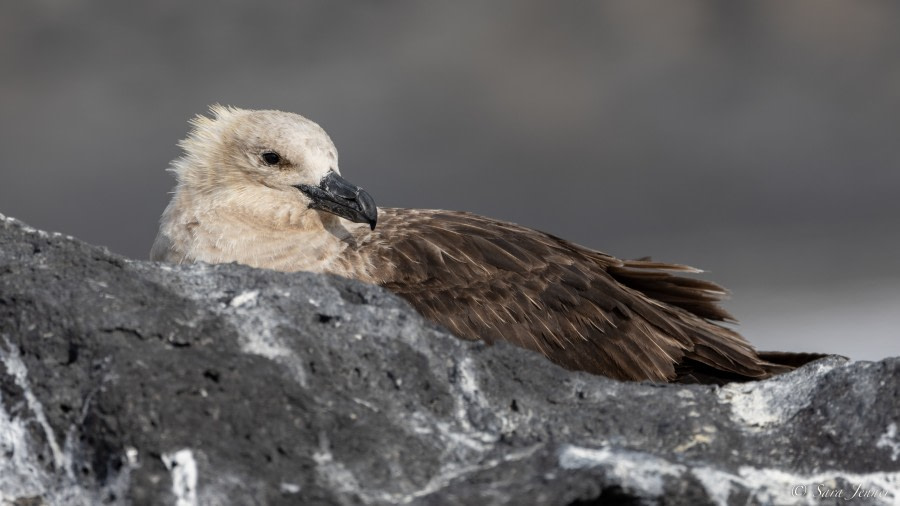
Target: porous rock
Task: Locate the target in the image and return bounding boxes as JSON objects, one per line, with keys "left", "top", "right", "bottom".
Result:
{"left": 0, "top": 213, "right": 897, "bottom": 506}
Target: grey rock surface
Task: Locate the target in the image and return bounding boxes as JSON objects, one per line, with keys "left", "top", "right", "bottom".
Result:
{"left": 0, "top": 212, "right": 898, "bottom": 506}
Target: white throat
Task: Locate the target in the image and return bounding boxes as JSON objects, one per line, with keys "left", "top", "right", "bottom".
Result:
{"left": 159, "top": 186, "right": 356, "bottom": 274}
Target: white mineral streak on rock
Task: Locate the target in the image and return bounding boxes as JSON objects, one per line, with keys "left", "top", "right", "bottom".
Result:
{"left": 0, "top": 389, "right": 50, "bottom": 501}
{"left": 560, "top": 444, "right": 900, "bottom": 506}
{"left": 312, "top": 433, "right": 364, "bottom": 499}
{"left": 717, "top": 359, "right": 839, "bottom": 431}
{"left": 218, "top": 284, "right": 314, "bottom": 388}
{"left": 162, "top": 449, "right": 199, "bottom": 506}
{"left": 229, "top": 290, "right": 259, "bottom": 308}
{"left": 693, "top": 464, "right": 900, "bottom": 506}
{"left": 280, "top": 482, "right": 301, "bottom": 494}
{"left": 877, "top": 423, "right": 900, "bottom": 462}
{"left": 1, "top": 336, "right": 67, "bottom": 472}
{"left": 0, "top": 336, "right": 132, "bottom": 505}
{"left": 559, "top": 445, "right": 679, "bottom": 497}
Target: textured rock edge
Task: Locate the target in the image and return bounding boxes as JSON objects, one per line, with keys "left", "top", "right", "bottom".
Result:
{"left": 0, "top": 212, "right": 898, "bottom": 506}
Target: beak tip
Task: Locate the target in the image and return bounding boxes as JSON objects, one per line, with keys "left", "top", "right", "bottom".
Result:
{"left": 297, "top": 173, "right": 378, "bottom": 230}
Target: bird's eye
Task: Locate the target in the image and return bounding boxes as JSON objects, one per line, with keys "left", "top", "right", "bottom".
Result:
{"left": 261, "top": 151, "right": 281, "bottom": 165}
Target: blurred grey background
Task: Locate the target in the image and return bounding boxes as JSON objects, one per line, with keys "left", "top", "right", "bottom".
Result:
{"left": 2, "top": 1, "right": 898, "bottom": 360}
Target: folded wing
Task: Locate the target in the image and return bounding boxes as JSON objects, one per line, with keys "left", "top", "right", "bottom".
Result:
{"left": 371, "top": 209, "right": 782, "bottom": 383}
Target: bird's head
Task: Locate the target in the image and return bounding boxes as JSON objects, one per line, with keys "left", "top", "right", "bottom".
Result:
{"left": 171, "top": 105, "right": 377, "bottom": 230}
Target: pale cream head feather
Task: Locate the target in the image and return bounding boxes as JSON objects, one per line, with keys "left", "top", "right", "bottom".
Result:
{"left": 151, "top": 106, "right": 370, "bottom": 272}
{"left": 171, "top": 105, "right": 340, "bottom": 205}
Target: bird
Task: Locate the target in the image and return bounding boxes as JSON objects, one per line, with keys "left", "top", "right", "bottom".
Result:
{"left": 152, "top": 106, "right": 820, "bottom": 384}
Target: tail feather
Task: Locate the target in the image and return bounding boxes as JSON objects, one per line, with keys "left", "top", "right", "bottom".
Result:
{"left": 609, "top": 258, "right": 836, "bottom": 384}
{"left": 608, "top": 258, "right": 735, "bottom": 322}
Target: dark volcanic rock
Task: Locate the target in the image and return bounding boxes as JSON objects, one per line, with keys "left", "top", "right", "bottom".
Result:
{"left": 0, "top": 213, "right": 898, "bottom": 506}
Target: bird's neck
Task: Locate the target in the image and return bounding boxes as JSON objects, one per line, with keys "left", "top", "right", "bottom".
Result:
{"left": 163, "top": 187, "right": 370, "bottom": 275}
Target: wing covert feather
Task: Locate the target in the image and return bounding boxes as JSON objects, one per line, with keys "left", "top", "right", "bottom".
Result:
{"left": 370, "top": 209, "right": 770, "bottom": 382}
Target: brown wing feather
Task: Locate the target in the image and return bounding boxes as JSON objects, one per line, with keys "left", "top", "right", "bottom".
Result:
{"left": 607, "top": 259, "right": 736, "bottom": 322}
{"left": 368, "top": 209, "right": 775, "bottom": 383}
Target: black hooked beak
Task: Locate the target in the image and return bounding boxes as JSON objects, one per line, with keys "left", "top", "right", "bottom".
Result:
{"left": 295, "top": 171, "right": 378, "bottom": 230}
